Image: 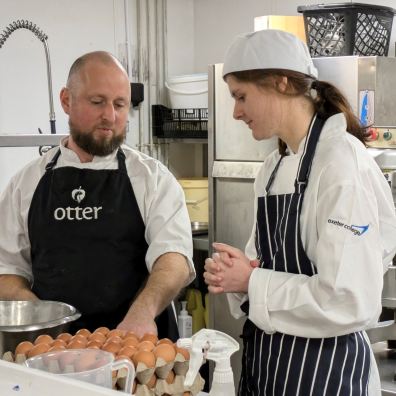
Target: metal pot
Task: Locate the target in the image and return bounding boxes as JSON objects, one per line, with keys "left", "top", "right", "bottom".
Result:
{"left": 0, "top": 300, "right": 80, "bottom": 356}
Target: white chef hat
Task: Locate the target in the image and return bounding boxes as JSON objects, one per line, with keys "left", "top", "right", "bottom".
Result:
{"left": 222, "top": 29, "right": 318, "bottom": 79}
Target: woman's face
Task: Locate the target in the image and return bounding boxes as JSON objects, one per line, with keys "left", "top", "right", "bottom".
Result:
{"left": 226, "top": 75, "right": 283, "bottom": 141}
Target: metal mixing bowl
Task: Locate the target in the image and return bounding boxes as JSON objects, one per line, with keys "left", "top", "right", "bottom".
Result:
{"left": 0, "top": 300, "right": 81, "bottom": 355}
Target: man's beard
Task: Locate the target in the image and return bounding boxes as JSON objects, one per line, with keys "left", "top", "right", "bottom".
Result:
{"left": 69, "top": 120, "right": 126, "bottom": 156}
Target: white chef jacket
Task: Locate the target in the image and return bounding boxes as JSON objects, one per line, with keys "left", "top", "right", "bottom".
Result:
{"left": 227, "top": 113, "right": 396, "bottom": 395}
{"left": 0, "top": 139, "right": 195, "bottom": 284}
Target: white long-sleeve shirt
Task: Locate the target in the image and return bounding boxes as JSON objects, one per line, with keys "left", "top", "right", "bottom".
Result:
{"left": 227, "top": 113, "right": 396, "bottom": 340}
{"left": 0, "top": 140, "right": 195, "bottom": 283}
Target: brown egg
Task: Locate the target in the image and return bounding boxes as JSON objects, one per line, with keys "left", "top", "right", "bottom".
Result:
{"left": 74, "top": 350, "right": 97, "bottom": 372}
{"left": 165, "top": 370, "right": 175, "bottom": 384}
{"left": 123, "top": 336, "right": 139, "bottom": 348}
{"left": 56, "top": 333, "right": 72, "bottom": 342}
{"left": 15, "top": 341, "right": 34, "bottom": 356}
{"left": 51, "top": 339, "right": 67, "bottom": 348}
{"left": 146, "top": 373, "right": 157, "bottom": 388}
{"left": 27, "top": 343, "right": 50, "bottom": 358}
{"left": 157, "top": 338, "right": 174, "bottom": 346}
{"left": 34, "top": 334, "right": 53, "bottom": 345}
{"left": 106, "top": 335, "right": 123, "bottom": 344}
{"left": 175, "top": 346, "right": 190, "bottom": 360}
{"left": 48, "top": 345, "right": 67, "bottom": 353}
{"left": 102, "top": 341, "right": 121, "bottom": 356}
{"left": 117, "top": 346, "right": 137, "bottom": 358}
{"left": 86, "top": 340, "right": 102, "bottom": 349}
{"left": 70, "top": 334, "right": 87, "bottom": 343}
{"left": 125, "top": 331, "right": 138, "bottom": 339}
{"left": 94, "top": 326, "right": 110, "bottom": 336}
{"left": 132, "top": 350, "right": 156, "bottom": 368}
{"left": 115, "top": 354, "right": 133, "bottom": 365}
{"left": 67, "top": 339, "right": 86, "bottom": 349}
{"left": 153, "top": 343, "right": 176, "bottom": 363}
{"left": 140, "top": 333, "right": 158, "bottom": 345}
{"left": 88, "top": 332, "right": 106, "bottom": 344}
{"left": 107, "top": 329, "right": 125, "bottom": 339}
{"left": 75, "top": 328, "right": 91, "bottom": 338}
{"left": 137, "top": 340, "right": 155, "bottom": 351}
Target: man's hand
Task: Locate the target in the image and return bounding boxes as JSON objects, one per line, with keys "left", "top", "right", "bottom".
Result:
{"left": 0, "top": 275, "right": 38, "bottom": 300}
{"left": 117, "top": 252, "right": 191, "bottom": 336}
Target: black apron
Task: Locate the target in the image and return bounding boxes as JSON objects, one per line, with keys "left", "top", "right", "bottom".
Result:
{"left": 28, "top": 148, "right": 179, "bottom": 340}
{"left": 239, "top": 116, "right": 371, "bottom": 395}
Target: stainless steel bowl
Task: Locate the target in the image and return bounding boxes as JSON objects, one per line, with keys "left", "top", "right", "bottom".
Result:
{"left": 0, "top": 300, "right": 81, "bottom": 355}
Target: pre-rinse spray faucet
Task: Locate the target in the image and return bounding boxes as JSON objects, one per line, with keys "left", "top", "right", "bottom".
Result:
{"left": 0, "top": 20, "right": 56, "bottom": 134}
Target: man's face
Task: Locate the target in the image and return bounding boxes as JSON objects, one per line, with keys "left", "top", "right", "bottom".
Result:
{"left": 61, "top": 61, "right": 131, "bottom": 156}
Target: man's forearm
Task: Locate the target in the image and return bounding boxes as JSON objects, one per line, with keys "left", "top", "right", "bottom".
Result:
{"left": 130, "top": 252, "right": 191, "bottom": 319}
{"left": 0, "top": 274, "right": 38, "bottom": 300}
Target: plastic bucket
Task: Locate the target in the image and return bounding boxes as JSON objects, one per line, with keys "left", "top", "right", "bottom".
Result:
{"left": 25, "top": 349, "right": 134, "bottom": 393}
{"left": 178, "top": 178, "right": 208, "bottom": 223}
{"left": 165, "top": 73, "right": 208, "bottom": 109}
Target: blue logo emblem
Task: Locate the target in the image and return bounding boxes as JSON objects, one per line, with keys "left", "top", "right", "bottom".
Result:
{"left": 351, "top": 225, "right": 369, "bottom": 236}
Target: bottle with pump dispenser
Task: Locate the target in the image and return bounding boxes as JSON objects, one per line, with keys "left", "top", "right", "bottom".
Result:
{"left": 178, "top": 301, "right": 192, "bottom": 338}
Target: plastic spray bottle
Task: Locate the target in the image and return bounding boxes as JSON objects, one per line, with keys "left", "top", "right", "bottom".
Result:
{"left": 177, "top": 328, "right": 239, "bottom": 396}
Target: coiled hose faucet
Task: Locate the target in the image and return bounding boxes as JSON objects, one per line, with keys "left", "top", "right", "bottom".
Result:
{"left": 0, "top": 20, "right": 56, "bottom": 134}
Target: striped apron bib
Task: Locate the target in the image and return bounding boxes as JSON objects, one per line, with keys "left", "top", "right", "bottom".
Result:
{"left": 239, "top": 115, "right": 371, "bottom": 396}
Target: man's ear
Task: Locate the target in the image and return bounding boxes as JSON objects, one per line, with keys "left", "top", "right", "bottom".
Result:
{"left": 60, "top": 87, "right": 71, "bottom": 114}
{"left": 276, "top": 76, "right": 289, "bottom": 93}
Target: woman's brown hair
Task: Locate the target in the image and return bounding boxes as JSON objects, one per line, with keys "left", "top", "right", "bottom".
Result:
{"left": 227, "top": 69, "right": 369, "bottom": 155}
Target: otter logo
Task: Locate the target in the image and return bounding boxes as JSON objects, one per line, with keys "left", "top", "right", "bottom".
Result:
{"left": 72, "top": 186, "right": 85, "bottom": 203}
{"left": 54, "top": 187, "right": 102, "bottom": 221}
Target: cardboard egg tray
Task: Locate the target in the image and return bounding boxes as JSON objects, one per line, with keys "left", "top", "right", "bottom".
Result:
{"left": 1, "top": 328, "right": 205, "bottom": 396}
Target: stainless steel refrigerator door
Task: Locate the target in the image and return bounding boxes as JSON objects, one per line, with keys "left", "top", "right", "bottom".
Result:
{"left": 212, "top": 64, "right": 277, "bottom": 161}
{"left": 209, "top": 161, "right": 263, "bottom": 386}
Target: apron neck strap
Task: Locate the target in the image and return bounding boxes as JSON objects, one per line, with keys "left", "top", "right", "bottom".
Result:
{"left": 294, "top": 115, "right": 325, "bottom": 194}
{"left": 45, "top": 148, "right": 127, "bottom": 172}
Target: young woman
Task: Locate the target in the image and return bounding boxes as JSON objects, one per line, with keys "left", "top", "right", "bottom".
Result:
{"left": 204, "top": 29, "right": 396, "bottom": 396}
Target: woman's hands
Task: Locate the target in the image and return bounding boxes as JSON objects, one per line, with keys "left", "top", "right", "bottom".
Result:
{"left": 203, "top": 242, "right": 259, "bottom": 294}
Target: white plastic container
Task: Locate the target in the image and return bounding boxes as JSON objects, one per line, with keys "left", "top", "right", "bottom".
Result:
{"left": 178, "top": 178, "right": 208, "bottom": 223}
{"left": 178, "top": 301, "right": 192, "bottom": 338}
{"left": 165, "top": 73, "right": 208, "bottom": 109}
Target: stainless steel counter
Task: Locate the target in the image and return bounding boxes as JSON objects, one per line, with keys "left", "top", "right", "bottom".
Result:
{"left": 193, "top": 234, "right": 208, "bottom": 251}
{"left": 373, "top": 342, "right": 396, "bottom": 395}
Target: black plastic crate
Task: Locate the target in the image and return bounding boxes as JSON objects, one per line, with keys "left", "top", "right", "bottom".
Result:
{"left": 152, "top": 105, "right": 208, "bottom": 139}
{"left": 297, "top": 3, "right": 396, "bottom": 57}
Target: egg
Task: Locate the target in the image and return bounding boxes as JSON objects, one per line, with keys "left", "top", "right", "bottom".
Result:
{"left": 146, "top": 373, "right": 157, "bottom": 388}
{"left": 27, "top": 343, "right": 50, "bottom": 358}
{"left": 93, "top": 326, "right": 110, "bottom": 336}
{"left": 56, "top": 333, "right": 73, "bottom": 342}
{"left": 115, "top": 354, "right": 133, "bottom": 365}
{"left": 157, "top": 338, "right": 174, "bottom": 346}
{"left": 51, "top": 339, "right": 67, "bottom": 349}
{"left": 140, "top": 333, "right": 158, "bottom": 345}
{"left": 125, "top": 331, "right": 138, "bottom": 339}
{"left": 153, "top": 343, "right": 176, "bottom": 363}
{"left": 106, "top": 335, "right": 123, "bottom": 344}
{"left": 132, "top": 350, "right": 156, "bottom": 368}
{"left": 67, "top": 339, "right": 86, "bottom": 350}
{"left": 88, "top": 332, "right": 106, "bottom": 344}
{"left": 34, "top": 334, "right": 53, "bottom": 345}
{"left": 123, "top": 336, "right": 139, "bottom": 348}
{"left": 102, "top": 341, "right": 121, "bottom": 356}
{"left": 48, "top": 345, "right": 66, "bottom": 353}
{"left": 175, "top": 346, "right": 190, "bottom": 360}
{"left": 107, "top": 329, "right": 125, "bottom": 339}
{"left": 117, "top": 346, "right": 137, "bottom": 358}
{"left": 75, "top": 328, "right": 91, "bottom": 338}
{"left": 137, "top": 340, "right": 155, "bottom": 351}
{"left": 86, "top": 340, "right": 102, "bottom": 349}
{"left": 15, "top": 341, "right": 34, "bottom": 356}
{"left": 165, "top": 370, "right": 175, "bottom": 384}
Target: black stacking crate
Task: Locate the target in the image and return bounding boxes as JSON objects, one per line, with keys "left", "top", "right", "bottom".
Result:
{"left": 297, "top": 3, "right": 396, "bottom": 57}
{"left": 152, "top": 105, "right": 208, "bottom": 139}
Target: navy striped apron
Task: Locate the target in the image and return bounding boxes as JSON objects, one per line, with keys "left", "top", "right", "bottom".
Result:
{"left": 239, "top": 115, "right": 371, "bottom": 396}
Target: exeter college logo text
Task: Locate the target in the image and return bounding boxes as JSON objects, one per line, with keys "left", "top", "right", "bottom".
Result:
{"left": 54, "top": 187, "right": 102, "bottom": 221}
